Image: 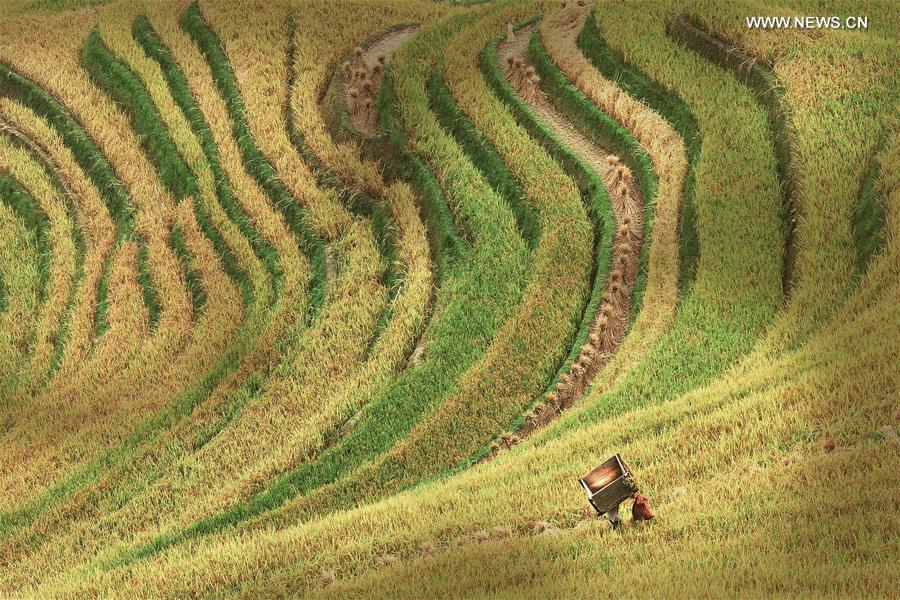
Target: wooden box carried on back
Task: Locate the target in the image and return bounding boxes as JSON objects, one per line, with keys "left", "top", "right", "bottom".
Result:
{"left": 580, "top": 454, "right": 637, "bottom": 515}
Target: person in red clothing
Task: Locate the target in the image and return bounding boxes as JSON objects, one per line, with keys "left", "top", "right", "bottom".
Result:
{"left": 632, "top": 494, "right": 655, "bottom": 522}
{"left": 606, "top": 493, "right": 654, "bottom": 529}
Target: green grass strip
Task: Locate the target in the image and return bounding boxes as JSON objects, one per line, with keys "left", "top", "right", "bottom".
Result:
{"left": 109, "top": 15, "right": 530, "bottom": 567}
{"left": 0, "top": 171, "right": 49, "bottom": 396}
{"left": 0, "top": 6, "right": 337, "bottom": 555}
{"left": 284, "top": 16, "right": 398, "bottom": 353}
{"left": 133, "top": 15, "right": 280, "bottom": 306}
{"left": 180, "top": 0, "right": 325, "bottom": 318}
{"left": 0, "top": 62, "right": 156, "bottom": 334}
{"left": 578, "top": 10, "right": 700, "bottom": 292}
{"left": 669, "top": 15, "right": 796, "bottom": 296}
{"left": 427, "top": 72, "right": 541, "bottom": 248}
{"left": 452, "top": 19, "right": 615, "bottom": 469}
{"left": 376, "top": 70, "right": 468, "bottom": 279}
{"left": 526, "top": 27, "right": 656, "bottom": 322}
{"left": 852, "top": 132, "right": 889, "bottom": 279}
{"left": 80, "top": 34, "right": 174, "bottom": 329}
{"left": 169, "top": 225, "right": 206, "bottom": 314}
{"left": 48, "top": 259, "right": 84, "bottom": 375}
{"left": 0, "top": 11, "right": 311, "bottom": 550}
{"left": 529, "top": 4, "right": 785, "bottom": 443}
{"left": 0, "top": 173, "right": 50, "bottom": 304}
{"left": 82, "top": 30, "right": 197, "bottom": 202}
{"left": 2, "top": 129, "right": 88, "bottom": 376}
{"left": 83, "top": 28, "right": 210, "bottom": 322}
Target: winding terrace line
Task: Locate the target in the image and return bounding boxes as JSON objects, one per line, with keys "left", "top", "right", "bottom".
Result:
{"left": 490, "top": 21, "right": 644, "bottom": 452}
{"left": 330, "top": 22, "right": 469, "bottom": 275}
{"left": 332, "top": 23, "right": 460, "bottom": 365}
{"left": 85, "top": 21, "right": 440, "bottom": 572}
{"left": 0, "top": 63, "right": 157, "bottom": 338}
{"left": 287, "top": 17, "right": 401, "bottom": 357}
{"left": 669, "top": 15, "right": 797, "bottom": 297}
{"left": 324, "top": 23, "right": 435, "bottom": 373}
{"left": 0, "top": 123, "right": 86, "bottom": 382}
{"left": 577, "top": 8, "right": 699, "bottom": 293}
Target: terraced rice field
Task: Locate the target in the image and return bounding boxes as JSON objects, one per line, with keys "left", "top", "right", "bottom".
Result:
{"left": 0, "top": 0, "right": 897, "bottom": 597}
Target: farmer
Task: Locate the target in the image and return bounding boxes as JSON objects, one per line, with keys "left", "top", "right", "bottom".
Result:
{"left": 606, "top": 493, "right": 654, "bottom": 529}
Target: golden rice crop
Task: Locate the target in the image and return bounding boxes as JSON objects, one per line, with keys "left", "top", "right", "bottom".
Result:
{"left": 0, "top": 137, "right": 78, "bottom": 390}
{"left": 248, "top": 1, "right": 436, "bottom": 489}
{"left": 0, "top": 0, "right": 896, "bottom": 596}
{"left": 0, "top": 6, "right": 193, "bottom": 485}
{"left": 0, "top": 4, "right": 390, "bottom": 578}
{"left": 0, "top": 187, "right": 41, "bottom": 401}
{"left": 0, "top": 99, "right": 116, "bottom": 374}
{"left": 539, "top": 5, "right": 687, "bottom": 389}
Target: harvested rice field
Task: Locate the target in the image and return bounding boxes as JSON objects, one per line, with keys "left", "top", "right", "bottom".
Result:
{"left": 0, "top": 0, "right": 897, "bottom": 597}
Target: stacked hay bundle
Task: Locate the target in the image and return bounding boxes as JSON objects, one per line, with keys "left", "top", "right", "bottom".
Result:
{"left": 485, "top": 151, "right": 644, "bottom": 459}
{"left": 342, "top": 47, "right": 386, "bottom": 127}
{"left": 503, "top": 54, "right": 547, "bottom": 105}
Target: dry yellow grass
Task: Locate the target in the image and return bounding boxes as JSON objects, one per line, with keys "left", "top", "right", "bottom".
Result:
{"left": 691, "top": 0, "right": 899, "bottom": 358}
{"left": 276, "top": 1, "right": 440, "bottom": 498}
{"left": 59, "top": 252, "right": 899, "bottom": 596}
{"left": 289, "top": 0, "right": 450, "bottom": 197}
{"left": 112, "top": 0, "right": 387, "bottom": 520}
{"left": 201, "top": 0, "right": 351, "bottom": 239}
{"left": 51, "top": 2, "right": 895, "bottom": 595}
{"left": 0, "top": 0, "right": 296, "bottom": 568}
{"left": 0, "top": 6, "right": 190, "bottom": 343}
{"left": 144, "top": 0, "right": 314, "bottom": 382}
{"left": 0, "top": 3, "right": 372, "bottom": 584}
{"left": 0, "top": 0, "right": 439, "bottom": 583}
{"left": 0, "top": 3, "right": 390, "bottom": 584}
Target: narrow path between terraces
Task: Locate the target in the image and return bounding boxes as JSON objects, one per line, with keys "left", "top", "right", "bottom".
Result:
{"left": 342, "top": 25, "right": 418, "bottom": 136}
{"left": 492, "top": 22, "right": 645, "bottom": 450}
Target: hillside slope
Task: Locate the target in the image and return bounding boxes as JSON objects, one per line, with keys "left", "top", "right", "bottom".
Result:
{"left": 0, "top": 0, "right": 896, "bottom": 597}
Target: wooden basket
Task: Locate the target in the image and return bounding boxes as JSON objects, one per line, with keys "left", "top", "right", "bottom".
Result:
{"left": 580, "top": 454, "right": 637, "bottom": 515}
